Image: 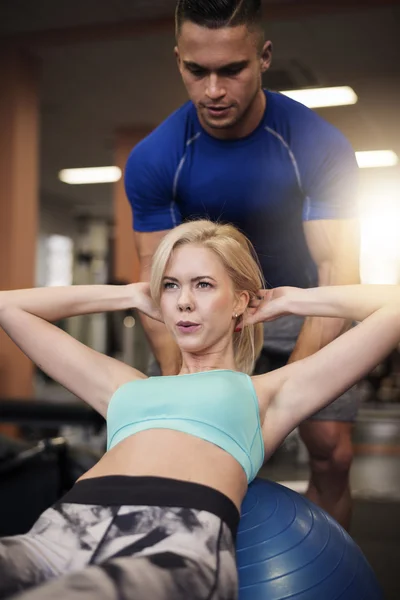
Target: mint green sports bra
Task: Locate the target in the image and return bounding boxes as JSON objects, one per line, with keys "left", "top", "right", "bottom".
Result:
{"left": 107, "top": 370, "right": 264, "bottom": 483}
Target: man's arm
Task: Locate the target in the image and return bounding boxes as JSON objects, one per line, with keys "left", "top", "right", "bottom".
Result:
{"left": 288, "top": 218, "right": 360, "bottom": 364}
{"left": 135, "top": 230, "right": 182, "bottom": 376}
{"left": 123, "top": 128, "right": 184, "bottom": 376}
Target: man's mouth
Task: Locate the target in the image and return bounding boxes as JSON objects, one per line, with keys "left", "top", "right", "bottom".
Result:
{"left": 205, "top": 105, "right": 232, "bottom": 117}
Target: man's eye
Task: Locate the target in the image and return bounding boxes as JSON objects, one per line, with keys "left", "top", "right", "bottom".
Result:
{"left": 221, "top": 68, "right": 243, "bottom": 77}
{"left": 189, "top": 68, "right": 207, "bottom": 77}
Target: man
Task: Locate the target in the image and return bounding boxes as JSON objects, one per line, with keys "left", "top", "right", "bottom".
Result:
{"left": 124, "top": 0, "right": 360, "bottom": 530}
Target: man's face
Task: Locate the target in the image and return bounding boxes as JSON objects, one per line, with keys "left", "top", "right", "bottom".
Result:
{"left": 175, "top": 22, "right": 272, "bottom": 137}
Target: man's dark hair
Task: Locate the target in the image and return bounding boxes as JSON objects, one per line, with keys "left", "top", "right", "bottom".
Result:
{"left": 175, "top": 0, "right": 263, "bottom": 36}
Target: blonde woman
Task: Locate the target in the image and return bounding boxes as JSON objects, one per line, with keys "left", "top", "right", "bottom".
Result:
{"left": 0, "top": 220, "right": 399, "bottom": 600}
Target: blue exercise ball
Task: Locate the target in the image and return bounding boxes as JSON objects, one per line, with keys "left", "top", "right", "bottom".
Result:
{"left": 237, "top": 479, "right": 384, "bottom": 600}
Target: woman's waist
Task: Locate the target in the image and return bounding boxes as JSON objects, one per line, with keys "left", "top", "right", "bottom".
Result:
{"left": 80, "top": 431, "right": 248, "bottom": 510}
{"left": 66, "top": 475, "right": 241, "bottom": 540}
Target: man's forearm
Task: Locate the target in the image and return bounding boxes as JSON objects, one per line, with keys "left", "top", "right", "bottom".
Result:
{"left": 291, "top": 217, "right": 361, "bottom": 362}
{"left": 137, "top": 254, "right": 181, "bottom": 375}
{"left": 139, "top": 312, "right": 181, "bottom": 376}
{"left": 288, "top": 314, "right": 350, "bottom": 363}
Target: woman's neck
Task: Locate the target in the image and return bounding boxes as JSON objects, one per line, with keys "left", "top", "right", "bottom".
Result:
{"left": 179, "top": 350, "right": 237, "bottom": 375}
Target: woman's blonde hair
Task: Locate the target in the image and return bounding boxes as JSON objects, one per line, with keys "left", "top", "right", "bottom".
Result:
{"left": 150, "top": 220, "right": 265, "bottom": 375}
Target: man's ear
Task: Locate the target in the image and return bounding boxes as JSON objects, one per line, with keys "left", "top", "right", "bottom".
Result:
{"left": 260, "top": 40, "right": 273, "bottom": 73}
{"left": 174, "top": 46, "right": 181, "bottom": 69}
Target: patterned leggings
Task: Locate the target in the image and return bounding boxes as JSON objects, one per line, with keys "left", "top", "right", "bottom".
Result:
{"left": 0, "top": 476, "right": 239, "bottom": 600}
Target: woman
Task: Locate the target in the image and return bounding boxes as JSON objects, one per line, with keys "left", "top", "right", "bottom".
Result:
{"left": 0, "top": 219, "right": 399, "bottom": 600}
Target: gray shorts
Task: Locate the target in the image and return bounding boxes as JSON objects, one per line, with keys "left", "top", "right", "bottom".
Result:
{"left": 258, "top": 315, "right": 360, "bottom": 423}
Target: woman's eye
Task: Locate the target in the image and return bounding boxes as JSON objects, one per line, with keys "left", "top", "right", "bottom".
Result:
{"left": 198, "top": 281, "right": 211, "bottom": 289}
{"left": 164, "top": 282, "right": 177, "bottom": 289}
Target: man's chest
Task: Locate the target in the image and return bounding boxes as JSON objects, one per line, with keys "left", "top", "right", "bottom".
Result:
{"left": 174, "top": 138, "right": 304, "bottom": 223}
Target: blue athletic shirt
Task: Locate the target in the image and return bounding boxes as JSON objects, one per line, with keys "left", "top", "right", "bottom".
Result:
{"left": 125, "top": 90, "right": 359, "bottom": 288}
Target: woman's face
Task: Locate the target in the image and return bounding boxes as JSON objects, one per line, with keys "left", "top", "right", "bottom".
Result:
{"left": 160, "top": 244, "right": 243, "bottom": 355}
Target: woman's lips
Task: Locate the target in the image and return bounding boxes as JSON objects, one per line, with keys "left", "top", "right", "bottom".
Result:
{"left": 176, "top": 322, "right": 201, "bottom": 334}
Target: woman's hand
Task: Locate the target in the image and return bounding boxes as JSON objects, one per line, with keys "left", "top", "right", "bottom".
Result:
{"left": 242, "top": 287, "right": 297, "bottom": 328}
{"left": 128, "top": 283, "right": 163, "bottom": 322}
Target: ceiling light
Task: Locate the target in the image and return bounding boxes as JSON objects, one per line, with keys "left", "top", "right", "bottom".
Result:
{"left": 280, "top": 86, "right": 358, "bottom": 108}
{"left": 59, "top": 167, "right": 122, "bottom": 185}
{"left": 356, "top": 151, "right": 398, "bottom": 169}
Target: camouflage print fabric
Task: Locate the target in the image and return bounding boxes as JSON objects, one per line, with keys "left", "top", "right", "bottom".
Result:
{"left": 0, "top": 502, "right": 237, "bottom": 600}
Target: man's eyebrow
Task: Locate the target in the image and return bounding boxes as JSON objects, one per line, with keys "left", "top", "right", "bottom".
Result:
{"left": 218, "top": 60, "right": 249, "bottom": 70}
{"left": 183, "top": 60, "right": 249, "bottom": 71}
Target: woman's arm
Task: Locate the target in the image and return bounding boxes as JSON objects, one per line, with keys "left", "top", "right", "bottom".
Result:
{"left": 255, "top": 285, "right": 400, "bottom": 454}
{"left": 0, "top": 284, "right": 159, "bottom": 416}
{"left": 248, "top": 284, "right": 400, "bottom": 325}
{"left": 0, "top": 284, "right": 138, "bottom": 322}
{"left": 280, "top": 284, "right": 400, "bottom": 323}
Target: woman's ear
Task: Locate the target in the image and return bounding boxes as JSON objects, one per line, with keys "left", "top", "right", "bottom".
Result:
{"left": 234, "top": 291, "right": 250, "bottom": 317}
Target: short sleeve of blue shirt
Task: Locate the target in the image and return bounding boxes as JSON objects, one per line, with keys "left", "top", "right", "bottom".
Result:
{"left": 124, "top": 135, "right": 182, "bottom": 233}
{"left": 292, "top": 110, "right": 359, "bottom": 222}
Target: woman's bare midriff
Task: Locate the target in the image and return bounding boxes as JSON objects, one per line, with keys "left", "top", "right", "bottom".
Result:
{"left": 78, "top": 429, "right": 248, "bottom": 511}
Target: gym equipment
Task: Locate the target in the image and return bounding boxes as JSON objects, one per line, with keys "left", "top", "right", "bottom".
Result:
{"left": 237, "top": 479, "right": 384, "bottom": 600}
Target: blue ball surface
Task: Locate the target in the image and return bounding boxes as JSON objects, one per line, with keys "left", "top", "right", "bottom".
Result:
{"left": 237, "top": 479, "right": 384, "bottom": 600}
